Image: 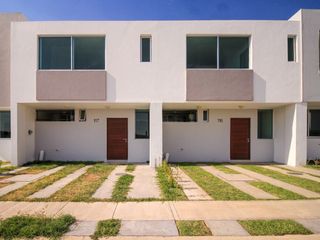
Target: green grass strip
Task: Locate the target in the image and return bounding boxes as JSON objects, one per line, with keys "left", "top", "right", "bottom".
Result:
{"left": 93, "top": 219, "right": 121, "bottom": 239}
{"left": 240, "top": 165, "right": 320, "bottom": 193}
{"left": 157, "top": 163, "right": 187, "bottom": 200}
{"left": 176, "top": 220, "right": 212, "bottom": 236}
{"left": 125, "top": 165, "right": 136, "bottom": 173}
{"left": 0, "top": 215, "right": 75, "bottom": 239}
{"left": 0, "top": 164, "right": 84, "bottom": 201}
{"left": 180, "top": 165, "right": 254, "bottom": 200}
{"left": 111, "top": 174, "right": 134, "bottom": 201}
{"left": 19, "top": 162, "right": 59, "bottom": 174}
{"left": 249, "top": 181, "right": 305, "bottom": 200}
{"left": 239, "top": 219, "right": 312, "bottom": 236}
{"left": 305, "top": 165, "right": 320, "bottom": 170}
{"left": 211, "top": 164, "right": 239, "bottom": 174}
{"left": 49, "top": 164, "right": 115, "bottom": 202}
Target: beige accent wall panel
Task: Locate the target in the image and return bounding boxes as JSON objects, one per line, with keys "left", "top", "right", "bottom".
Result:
{"left": 0, "top": 13, "right": 26, "bottom": 107}
{"left": 36, "top": 71, "right": 107, "bottom": 101}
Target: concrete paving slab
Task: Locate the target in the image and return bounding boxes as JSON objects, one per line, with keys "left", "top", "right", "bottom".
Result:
{"left": 201, "top": 166, "right": 277, "bottom": 199}
{"left": 264, "top": 165, "right": 320, "bottom": 183}
{"left": 114, "top": 202, "right": 174, "bottom": 220}
{"left": 171, "top": 167, "right": 211, "bottom": 200}
{"left": 119, "top": 220, "right": 178, "bottom": 236}
{"left": 282, "top": 166, "right": 320, "bottom": 177}
{"left": 28, "top": 166, "right": 90, "bottom": 199}
{"left": 65, "top": 221, "right": 97, "bottom": 236}
{"left": 6, "top": 166, "right": 30, "bottom": 174}
{"left": 226, "top": 165, "right": 320, "bottom": 198}
{"left": 128, "top": 166, "right": 160, "bottom": 199}
{"left": 205, "top": 220, "right": 249, "bottom": 236}
{"left": 56, "top": 202, "right": 117, "bottom": 221}
{"left": 0, "top": 181, "right": 29, "bottom": 197}
{"left": 296, "top": 219, "right": 320, "bottom": 234}
{"left": 93, "top": 165, "right": 126, "bottom": 199}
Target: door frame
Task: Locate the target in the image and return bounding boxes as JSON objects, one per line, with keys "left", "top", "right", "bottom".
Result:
{"left": 230, "top": 118, "right": 251, "bottom": 160}
{"left": 106, "top": 118, "right": 128, "bottom": 160}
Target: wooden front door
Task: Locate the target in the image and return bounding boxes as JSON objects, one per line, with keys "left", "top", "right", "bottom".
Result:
{"left": 230, "top": 118, "right": 250, "bottom": 160}
{"left": 107, "top": 118, "right": 128, "bottom": 160}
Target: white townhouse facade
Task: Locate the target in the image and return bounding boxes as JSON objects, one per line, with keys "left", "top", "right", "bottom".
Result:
{"left": 0, "top": 9, "right": 319, "bottom": 167}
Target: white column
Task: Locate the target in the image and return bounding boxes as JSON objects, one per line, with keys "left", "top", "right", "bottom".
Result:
{"left": 149, "top": 102, "right": 163, "bottom": 168}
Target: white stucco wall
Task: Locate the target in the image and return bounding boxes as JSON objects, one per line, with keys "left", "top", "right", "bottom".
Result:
{"left": 163, "top": 109, "right": 273, "bottom": 163}
{"left": 307, "top": 139, "right": 320, "bottom": 159}
{"left": 0, "top": 139, "right": 11, "bottom": 161}
{"left": 35, "top": 109, "right": 149, "bottom": 163}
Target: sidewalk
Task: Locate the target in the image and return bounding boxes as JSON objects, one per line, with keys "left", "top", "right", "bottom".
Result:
{"left": 0, "top": 200, "right": 319, "bottom": 221}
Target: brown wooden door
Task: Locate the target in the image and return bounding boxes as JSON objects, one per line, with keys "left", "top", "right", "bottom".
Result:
{"left": 107, "top": 118, "right": 128, "bottom": 160}
{"left": 230, "top": 118, "right": 250, "bottom": 160}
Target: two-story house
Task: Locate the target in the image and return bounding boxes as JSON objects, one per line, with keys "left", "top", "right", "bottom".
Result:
{"left": 0, "top": 9, "right": 319, "bottom": 167}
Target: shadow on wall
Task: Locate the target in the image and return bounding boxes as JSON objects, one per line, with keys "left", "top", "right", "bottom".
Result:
{"left": 107, "top": 72, "right": 117, "bottom": 101}
{"left": 253, "top": 72, "right": 266, "bottom": 102}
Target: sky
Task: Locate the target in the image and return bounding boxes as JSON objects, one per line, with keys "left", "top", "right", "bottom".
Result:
{"left": 0, "top": 0, "right": 320, "bottom": 21}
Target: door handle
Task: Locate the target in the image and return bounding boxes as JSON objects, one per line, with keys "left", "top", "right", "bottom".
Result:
{"left": 122, "top": 138, "right": 128, "bottom": 143}
{"left": 247, "top": 138, "right": 250, "bottom": 143}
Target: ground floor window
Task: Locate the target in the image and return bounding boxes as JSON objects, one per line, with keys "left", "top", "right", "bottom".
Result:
{"left": 0, "top": 111, "right": 10, "bottom": 138}
{"left": 135, "top": 110, "right": 149, "bottom": 139}
{"left": 257, "top": 109, "right": 273, "bottom": 139}
{"left": 163, "top": 110, "right": 197, "bottom": 122}
{"left": 36, "top": 110, "right": 75, "bottom": 121}
{"left": 309, "top": 110, "right": 320, "bottom": 136}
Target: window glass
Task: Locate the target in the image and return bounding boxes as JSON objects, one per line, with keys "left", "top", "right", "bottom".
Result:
{"left": 135, "top": 110, "right": 149, "bottom": 139}
{"left": 309, "top": 110, "right": 320, "bottom": 136}
{"left": 39, "top": 37, "right": 71, "bottom": 69}
{"left": 219, "top": 37, "right": 249, "bottom": 68}
{"left": 203, "top": 110, "right": 209, "bottom": 122}
{"left": 288, "top": 37, "right": 295, "bottom": 62}
{"left": 36, "top": 110, "right": 75, "bottom": 121}
{"left": 0, "top": 111, "right": 11, "bottom": 138}
{"left": 187, "top": 37, "right": 217, "bottom": 68}
{"left": 141, "top": 37, "right": 151, "bottom": 62}
{"left": 258, "top": 110, "right": 273, "bottom": 139}
{"left": 163, "top": 110, "right": 197, "bottom": 122}
{"left": 73, "top": 37, "right": 105, "bottom": 69}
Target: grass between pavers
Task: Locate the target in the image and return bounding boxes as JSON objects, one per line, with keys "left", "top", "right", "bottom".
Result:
{"left": 0, "top": 214, "right": 75, "bottom": 239}
{"left": 305, "top": 165, "right": 320, "bottom": 170}
{"left": 0, "top": 166, "right": 16, "bottom": 174}
{"left": 19, "top": 162, "right": 60, "bottom": 174}
{"left": 176, "top": 220, "right": 212, "bottom": 236}
{"left": 239, "top": 219, "right": 312, "bottom": 236}
{"left": 249, "top": 181, "right": 305, "bottom": 200}
{"left": 180, "top": 165, "right": 254, "bottom": 200}
{"left": 49, "top": 164, "right": 115, "bottom": 202}
{"left": 0, "top": 164, "right": 84, "bottom": 201}
{"left": 240, "top": 165, "right": 320, "bottom": 193}
{"left": 126, "top": 165, "right": 136, "bottom": 173}
{"left": 157, "top": 163, "right": 187, "bottom": 200}
{"left": 111, "top": 174, "right": 134, "bottom": 201}
{"left": 92, "top": 219, "right": 121, "bottom": 239}
{"left": 0, "top": 182, "right": 10, "bottom": 189}
{"left": 211, "top": 164, "right": 239, "bottom": 174}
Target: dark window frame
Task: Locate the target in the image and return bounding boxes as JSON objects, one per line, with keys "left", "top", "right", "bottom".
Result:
{"left": 36, "top": 110, "right": 75, "bottom": 122}
{"left": 163, "top": 110, "right": 197, "bottom": 122}
{"left": 135, "top": 110, "right": 149, "bottom": 139}
{"left": 257, "top": 109, "right": 273, "bottom": 139}
{"left": 0, "top": 111, "right": 11, "bottom": 139}
{"left": 140, "top": 36, "right": 151, "bottom": 62}
{"left": 288, "top": 36, "right": 296, "bottom": 62}
{"left": 308, "top": 109, "right": 320, "bottom": 137}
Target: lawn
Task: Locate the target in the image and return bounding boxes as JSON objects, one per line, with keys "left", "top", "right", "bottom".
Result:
{"left": 157, "top": 163, "right": 187, "bottom": 200}
{"left": 126, "top": 165, "right": 136, "bottom": 173}
{"left": 176, "top": 220, "right": 212, "bottom": 236}
{"left": 19, "top": 162, "right": 59, "bottom": 174}
{"left": 239, "top": 219, "right": 312, "bottom": 236}
{"left": 211, "top": 164, "right": 239, "bottom": 174}
{"left": 111, "top": 174, "right": 134, "bottom": 201}
{"left": 240, "top": 165, "right": 320, "bottom": 193}
{"left": 180, "top": 165, "right": 254, "bottom": 200}
{"left": 305, "top": 165, "right": 320, "bottom": 170}
{"left": 93, "top": 219, "right": 121, "bottom": 239}
{"left": 0, "top": 215, "right": 75, "bottom": 239}
{"left": 49, "top": 163, "right": 115, "bottom": 201}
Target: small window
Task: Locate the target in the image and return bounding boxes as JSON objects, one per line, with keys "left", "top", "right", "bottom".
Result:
{"left": 163, "top": 110, "right": 197, "bottom": 122}
{"left": 288, "top": 36, "right": 296, "bottom": 62}
{"left": 203, "top": 110, "right": 209, "bottom": 122}
{"left": 309, "top": 110, "right": 320, "bottom": 136}
{"left": 39, "top": 37, "right": 71, "bottom": 69}
{"left": 141, "top": 36, "right": 151, "bottom": 62}
{"left": 187, "top": 37, "right": 217, "bottom": 68}
{"left": 0, "top": 111, "right": 11, "bottom": 138}
{"left": 258, "top": 110, "right": 273, "bottom": 139}
{"left": 219, "top": 37, "right": 249, "bottom": 68}
{"left": 135, "top": 110, "right": 149, "bottom": 139}
{"left": 79, "top": 110, "right": 86, "bottom": 122}
{"left": 36, "top": 110, "right": 75, "bottom": 121}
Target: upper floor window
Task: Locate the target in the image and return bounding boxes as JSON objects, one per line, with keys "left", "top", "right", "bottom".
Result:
{"left": 39, "top": 36, "right": 105, "bottom": 70}
{"left": 141, "top": 36, "right": 151, "bottom": 62}
{"left": 308, "top": 110, "right": 320, "bottom": 137}
{"left": 287, "top": 36, "right": 296, "bottom": 62}
{"left": 0, "top": 111, "right": 10, "bottom": 139}
{"left": 163, "top": 110, "right": 197, "bottom": 122}
{"left": 187, "top": 36, "right": 249, "bottom": 69}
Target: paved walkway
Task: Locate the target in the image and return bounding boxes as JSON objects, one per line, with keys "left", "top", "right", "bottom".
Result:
{"left": 0, "top": 166, "right": 64, "bottom": 197}
{"left": 226, "top": 165, "right": 320, "bottom": 198}
{"left": 28, "top": 166, "right": 90, "bottom": 199}
{"left": 128, "top": 166, "right": 160, "bottom": 199}
{"left": 205, "top": 220, "right": 249, "bottom": 236}
{"left": 201, "top": 166, "right": 278, "bottom": 199}
{"left": 282, "top": 166, "right": 320, "bottom": 177}
{"left": 171, "top": 167, "right": 211, "bottom": 200}
{"left": 93, "top": 165, "right": 126, "bottom": 199}
{"left": 262, "top": 165, "right": 320, "bottom": 183}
